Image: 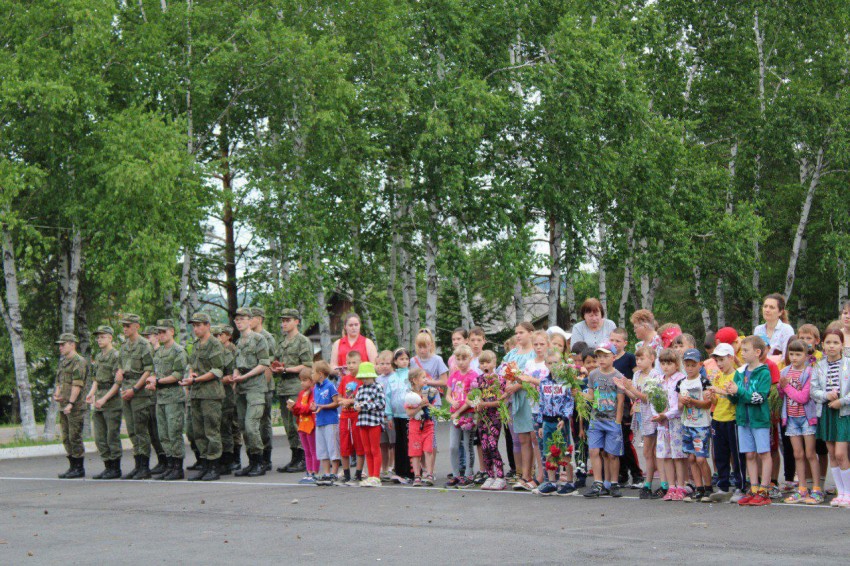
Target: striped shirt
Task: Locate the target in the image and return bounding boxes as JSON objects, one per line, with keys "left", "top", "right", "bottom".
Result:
{"left": 826, "top": 360, "right": 841, "bottom": 393}
{"left": 785, "top": 367, "right": 805, "bottom": 418}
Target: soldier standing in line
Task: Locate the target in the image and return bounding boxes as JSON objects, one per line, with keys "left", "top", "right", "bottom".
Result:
{"left": 233, "top": 307, "right": 271, "bottom": 477}
{"left": 141, "top": 326, "right": 168, "bottom": 476}
{"left": 250, "top": 307, "right": 277, "bottom": 472}
{"left": 87, "top": 326, "right": 123, "bottom": 479}
{"left": 54, "top": 333, "right": 88, "bottom": 479}
{"left": 213, "top": 325, "right": 240, "bottom": 475}
{"left": 149, "top": 319, "right": 188, "bottom": 480}
{"left": 272, "top": 309, "right": 313, "bottom": 473}
{"left": 181, "top": 312, "right": 226, "bottom": 481}
{"left": 117, "top": 314, "right": 155, "bottom": 480}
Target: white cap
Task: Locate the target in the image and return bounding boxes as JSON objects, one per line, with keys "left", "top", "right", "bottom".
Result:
{"left": 712, "top": 343, "right": 735, "bottom": 358}
{"left": 547, "top": 326, "right": 572, "bottom": 343}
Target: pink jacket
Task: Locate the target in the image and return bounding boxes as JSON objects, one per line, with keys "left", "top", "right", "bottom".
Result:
{"left": 779, "top": 366, "right": 818, "bottom": 426}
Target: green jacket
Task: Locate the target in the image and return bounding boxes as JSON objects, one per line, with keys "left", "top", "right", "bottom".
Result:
{"left": 91, "top": 348, "right": 121, "bottom": 411}
{"left": 728, "top": 363, "right": 772, "bottom": 429}
{"left": 55, "top": 353, "right": 87, "bottom": 410}
{"left": 274, "top": 332, "right": 314, "bottom": 396}
{"left": 234, "top": 331, "right": 270, "bottom": 395}
{"left": 187, "top": 337, "right": 226, "bottom": 400}
{"left": 118, "top": 336, "right": 154, "bottom": 397}
{"left": 154, "top": 342, "right": 187, "bottom": 404}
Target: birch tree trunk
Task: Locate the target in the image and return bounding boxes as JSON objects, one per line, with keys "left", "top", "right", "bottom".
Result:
{"left": 0, "top": 224, "right": 38, "bottom": 439}
{"left": 189, "top": 260, "right": 201, "bottom": 314}
{"left": 565, "top": 275, "right": 576, "bottom": 328}
{"left": 349, "top": 222, "right": 376, "bottom": 339}
{"left": 387, "top": 220, "right": 403, "bottom": 345}
{"left": 547, "top": 216, "right": 562, "bottom": 328}
{"left": 783, "top": 147, "right": 825, "bottom": 301}
{"left": 60, "top": 227, "right": 82, "bottom": 333}
{"left": 454, "top": 275, "right": 474, "bottom": 329}
{"left": 178, "top": 251, "right": 191, "bottom": 345}
{"left": 76, "top": 284, "right": 92, "bottom": 439}
{"left": 423, "top": 201, "right": 439, "bottom": 334}
{"left": 513, "top": 276, "right": 525, "bottom": 325}
{"left": 839, "top": 259, "right": 848, "bottom": 311}
{"left": 313, "top": 246, "right": 332, "bottom": 360}
{"left": 751, "top": 11, "right": 767, "bottom": 329}
{"left": 618, "top": 225, "right": 635, "bottom": 327}
{"left": 597, "top": 222, "right": 607, "bottom": 315}
{"left": 694, "top": 265, "right": 712, "bottom": 335}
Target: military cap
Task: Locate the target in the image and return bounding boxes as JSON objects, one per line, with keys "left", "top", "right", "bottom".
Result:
{"left": 141, "top": 326, "right": 158, "bottom": 336}
{"left": 250, "top": 307, "right": 266, "bottom": 318}
{"left": 120, "top": 313, "right": 141, "bottom": 325}
{"left": 279, "top": 308, "right": 301, "bottom": 320}
{"left": 189, "top": 312, "right": 212, "bottom": 324}
{"left": 156, "top": 319, "right": 175, "bottom": 331}
{"left": 219, "top": 325, "right": 234, "bottom": 335}
{"left": 234, "top": 307, "right": 253, "bottom": 318}
{"left": 92, "top": 325, "right": 114, "bottom": 336}
{"left": 55, "top": 332, "right": 78, "bottom": 344}
{"left": 211, "top": 325, "right": 223, "bottom": 335}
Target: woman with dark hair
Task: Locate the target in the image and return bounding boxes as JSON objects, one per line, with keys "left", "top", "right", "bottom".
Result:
{"left": 754, "top": 293, "right": 795, "bottom": 362}
{"left": 330, "top": 313, "right": 378, "bottom": 372}
{"left": 570, "top": 298, "right": 616, "bottom": 350}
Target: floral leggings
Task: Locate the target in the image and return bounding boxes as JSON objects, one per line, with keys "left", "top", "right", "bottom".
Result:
{"left": 478, "top": 411, "right": 504, "bottom": 479}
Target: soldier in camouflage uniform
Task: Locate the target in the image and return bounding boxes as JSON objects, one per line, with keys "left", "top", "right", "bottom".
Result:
{"left": 117, "top": 314, "right": 156, "bottom": 480}
{"left": 272, "top": 308, "right": 314, "bottom": 473}
{"left": 213, "top": 325, "right": 240, "bottom": 474}
{"left": 233, "top": 307, "right": 271, "bottom": 477}
{"left": 87, "top": 326, "right": 123, "bottom": 479}
{"left": 181, "top": 312, "right": 226, "bottom": 481}
{"left": 250, "top": 307, "right": 277, "bottom": 472}
{"left": 141, "top": 326, "right": 168, "bottom": 476}
{"left": 54, "top": 333, "right": 88, "bottom": 479}
{"left": 150, "top": 319, "right": 188, "bottom": 480}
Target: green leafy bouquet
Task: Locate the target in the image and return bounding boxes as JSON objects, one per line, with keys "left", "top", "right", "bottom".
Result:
{"left": 643, "top": 378, "right": 669, "bottom": 415}
{"left": 550, "top": 360, "right": 590, "bottom": 421}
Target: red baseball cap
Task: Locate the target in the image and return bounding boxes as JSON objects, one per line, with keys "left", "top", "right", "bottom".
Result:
{"left": 715, "top": 327, "right": 740, "bottom": 345}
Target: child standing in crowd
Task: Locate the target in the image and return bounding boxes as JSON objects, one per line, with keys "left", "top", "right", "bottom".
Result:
{"left": 467, "top": 327, "right": 487, "bottom": 484}
{"left": 811, "top": 329, "right": 850, "bottom": 507}
{"left": 708, "top": 343, "right": 746, "bottom": 502}
{"left": 354, "top": 362, "right": 386, "bottom": 487}
{"left": 678, "top": 349, "right": 713, "bottom": 502}
{"left": 796, "top": 324, "right": 829, "bottom": 490}
{"left": 501, "top": 322, "right": 537, "bottom": 491}
{"left": 724, "top": 336, "right": 773, "bottom": 506}
{"left": 375, "top": 351, "right": 396, "bottom": 481}
{"left": 412, "top": 328, "right": 448, "bottom": 483}
{"left": 405, "top": 368, "right": 437, "bottom": 487}
{"left": 614, "top": 346, "right": 661, "bottom": 498}
{"left": 571, "top": 345, "right": 594, "bottom": 487}
{"left": 525, "top": 330, "right": 551, "bottom": 487}
{"left": 338, "top": 351, "right": 365, "bottom": 486}
{"left": 312, "top": 361, "right": 340, "bottom": 486}
{"left": 609, "top": 327, "right": 643, "bottom": 488}
{"left": 653, "top": 349, "right": 687, "bottom": 501}
{"left": 470, "top": 351, "right": 507, "bottom": 491}
{"left": 447, "top": 345, "right": 477, "bottom": 488}
{"left": 583, "top": 342, "right": 625, "bottom": 498}
{"left": 779, "top": 340, "right": 822, "bottom": 504}
{"left": 386, "top": 348, "right": 412, "bottom": 483}
{"left": 447, "top": 328, "right": 468, "bottom": 373}
{"left": 534, "top": 349, "right": 575, "bottom": 496}
{"left": 288, "top": 369, "right": 318, "bottom": 485}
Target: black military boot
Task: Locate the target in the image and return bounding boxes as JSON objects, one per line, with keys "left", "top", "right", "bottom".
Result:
{"left": 64, "top": 457, "right": 85, "bottom": 479}
{"left": 218, "top": 452, "right": 232, "bottom": 476}
{"left": 153, "top": 457, "right": 172, "bottom": 480}
{"left": 234, "top": 455, "right": 254, "bottom": 477}
{"left": 261, "top": 449, "right": 272, "bottom": 472}
{"left": 122, "top": 455, "right": 141, "bottom": 479}
{"left": 58, "top": 456, "right": 75, "bottom": 479}
{"left": 187, "top": 444, "right": 203, "bottom": 471}
{"left": 163, "top": 458, "right": 184, "bottom": 481}
{"left": 93, "top": 460, "right": 110, "bottom": 480}
{"left": 248, "top": 454, "right": 266, "bottom": 477}
{"left": 277, "top": 448, "right": 297, "bottom": 473}
{"left": 150, "top": 453, "right": 168, "bottom": 476}
{"left": 102, "top": 459, "right": 122, "bottom": 480}
{"left": 188, "top": 459, "right": 208, "bottom": 481}
{"left": 201, "top": 458, "right": 221, "bottom": 481}
{"left": 288, "top": 448, "right": 306, "bottom": 473}
{"left": 231, "top": 447, "right": 242, "bottom": 471}
{"left": 132, "top": 455, "right": 152, "bottom": 480}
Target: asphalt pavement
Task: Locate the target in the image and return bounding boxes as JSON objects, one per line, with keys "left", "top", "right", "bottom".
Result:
{"left": 1, "top": 428, "right": 847, "bottom": 565}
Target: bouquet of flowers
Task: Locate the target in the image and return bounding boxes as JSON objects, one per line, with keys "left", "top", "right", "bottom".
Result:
{"left": 466, "top": 388, "right": 483, "bottom": 409}
{"left": 768, "top": 384, "right": 781, "bottom": 420}
{"left": 550, "top": 360, "right": 590, "bottom": 421}
{"left": 544, "top": 429, "right": 573, "bottom": 471}
{"left": 428, "top": 404, "right": 452, "bottom": 421}
{"left": 644, "top": 378, "right": 668, "bottom": 415}
{"left": 456, "top": 415, "right": 475, "bottom": 430}
{"left": 502, "top": 361, "right": 540, "bottom": 404}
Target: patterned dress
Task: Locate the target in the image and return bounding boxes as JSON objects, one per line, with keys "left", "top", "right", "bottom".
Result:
{"left": 470, "top": 371, "right": 506, "bottom": 478}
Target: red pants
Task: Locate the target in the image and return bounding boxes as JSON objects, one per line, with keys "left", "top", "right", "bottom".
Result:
{"left": 340, "top": 415, "right": 363, "bottom": 457}
{"left": 359, "top": 425, "right": 382, "bottom": 478}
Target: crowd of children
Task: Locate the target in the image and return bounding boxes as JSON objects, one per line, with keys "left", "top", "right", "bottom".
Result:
{"left": 293, "top": 296, "right": 850, "bottom": 508}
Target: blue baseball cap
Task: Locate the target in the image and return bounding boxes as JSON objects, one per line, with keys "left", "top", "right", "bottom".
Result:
{"left": 683, "top": 348, "right": 703, "bottom": 362}
{"left": 595, "top": 342, "right": 618, "bottom": 356}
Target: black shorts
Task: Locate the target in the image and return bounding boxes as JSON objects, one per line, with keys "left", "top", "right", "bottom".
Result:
{"left": 816, "top": 438, "right": 829, "bottom": 456}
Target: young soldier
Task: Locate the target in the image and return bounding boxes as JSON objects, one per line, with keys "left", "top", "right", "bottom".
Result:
{"left": 251, "top": 307, "right": 277, "bottom": 472}
{"left": 54, "top": 333, "right": 87, "bottom": 479}
{"left": 272, "top": 308, "right": 314, "bottom": 473}
{"left": 87, "top": 326, "right": 123, "bottom": 479}
{"left": 181, "top": 313, "right": 226, "bottom": 481}
{"left": 233, "top": 308, "right": 271, "bottom": 477}
{"left": 150, "top": 320, "right": 188, "bottom": 480}
{"left": 214, "top": 325, "right": 240, "bottom": 474}
{"left": 141, "top": 326, "right": 168, "bottom": 476}
{"left": 117, "top": 314, "right": 155, "bottom": 480}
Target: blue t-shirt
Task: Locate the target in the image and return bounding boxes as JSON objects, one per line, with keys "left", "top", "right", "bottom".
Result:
{"left": 313, "top": 378, "right": 339, "bottom": 426}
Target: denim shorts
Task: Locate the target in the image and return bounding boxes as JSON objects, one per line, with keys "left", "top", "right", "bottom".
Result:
{"left": 682, "top": 425, "right": 711, "bottom": 458}
{"left": 738, "top": 425, "right": 771, "bottom": 454}
{"left": 785, "top": 416, "right": 817, "bottom": 437}
{"left": 587, "top": 419, "right": 623, "bottom": 456}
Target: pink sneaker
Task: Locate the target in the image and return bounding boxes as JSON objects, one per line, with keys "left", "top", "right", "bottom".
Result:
{"left": 837, "top": 495, "right": 850, "bottom": 508}
{"left": 662, "top": 488, "right": 675, "bottom": 501}
{"left": 671, "top": 487, "right": 685, "bottom": 501}
{"left": 830, "top": 494, "right": 846, "bottom": 507}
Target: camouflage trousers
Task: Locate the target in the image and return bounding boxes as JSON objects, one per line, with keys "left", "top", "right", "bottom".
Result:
{"left": 191, "top": 398, "right": 222, "bottom": 460}
{"left": 59, "top": 409, "right": 85, "bottom": 458}
{"left": 156, "top": 401, "right": 186, "bottom": 458}
{"left": 92, "top": 405, "right": 123, "bottom": 461}
{"left": 123, "top": 396, "right": 153, "bottom": 457}
{"left": 261, "top": 390, "right": 274, "bottom": 452}
{"left": 236, "top": 392, "right": 265, "bottom": 456}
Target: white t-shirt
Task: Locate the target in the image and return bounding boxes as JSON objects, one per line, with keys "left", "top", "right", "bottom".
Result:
{"left": 524, "top": 359, "right": 548, "bottom": 414}
{"left": 571, "top": 319, "right": 617, "bottom": 350}
{"left": 677, "top": 375, "right": 712, "bottom": 428}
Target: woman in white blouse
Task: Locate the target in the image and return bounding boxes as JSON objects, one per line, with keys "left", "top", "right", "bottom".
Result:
{"left": 754, "top": 293, "right": 795, "bottom": 363}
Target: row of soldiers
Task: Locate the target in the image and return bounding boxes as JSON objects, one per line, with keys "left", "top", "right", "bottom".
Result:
{"left": 52, "top": 307, "right": 314, "bottom": 481}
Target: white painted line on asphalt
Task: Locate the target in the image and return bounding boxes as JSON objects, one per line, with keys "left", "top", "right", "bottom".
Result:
{"left": 0, "top": 476, "right": 843, "bottom": 510}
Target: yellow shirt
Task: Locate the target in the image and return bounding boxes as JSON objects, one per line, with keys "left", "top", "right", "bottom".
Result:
{"left": 712, "top": 370, "right": 736, "bottom": 422}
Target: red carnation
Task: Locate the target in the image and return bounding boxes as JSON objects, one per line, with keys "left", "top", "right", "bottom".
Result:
{"left": 549, "top": 445, "right": 561, "bottom": 458}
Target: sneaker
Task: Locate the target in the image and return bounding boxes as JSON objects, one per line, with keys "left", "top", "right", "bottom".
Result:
{"left": 750, "top": 492, "right": 772, "bottom": 506}
{"left": 583, "top": 482, "right": 607, "bottom": 498}
{"left": 473, "top": 471, "right": 487, "bottom": 485}
{"left": 609, "top": 483, "right": 622, "bottom": 498}
{"left": 359, "top": 479, "right": 371, "bottom": 487}
{"left": 533, "top": 482, "right": 558, "bottom": 496}
{"left": 630, "top": 477, "right": 645, "bottom": 489}
{"left": 380, "top": 471, "right": 393, "bottom": 482}
{"left": 784, "top": 489, "right": 808, "bottom": 504}
{"left": 831, "top": 495, "right": 850, "bottom": 508}
{"left": 709, "top": 489, "right": 732, "bottom": 503}
{"left": 639, "top": 486, "right": 652, "bottom": 499}
{"left": 803, "top": 489, "right": 824, "bottom": 505}
{"left": 298, "top": 475, "right": 316, "bottom": 485}
{"left": 768, "top": 484, "right": 783, "bottom": 500}
{"left": 783, "top": 480, "right": 798, "bottom": 492}
{"left": 556, "top": 482, "right": 576, "bottom": 496}
{"left": 662, "top": 488, "right": 676, "bottom": 502}
{"left": 412, "top": 477, "right": 423, "bottom": 487}
{"left": 652, "top": 487, "right": 667, "bottom": 500}
{"left": 505, "top": 470, "right": 517, "bottom": 482}
{"left": 481, "top": 477, "right": 495, "bottom": 490}
{"left": 390, "top": 474, "right": 404, "bottom": 484}
{"left": 424, "top": 474, "right": 435, "bottom": 486}
{"left": 684, "top": 483, "right": 696, "bottom": 496}
{"left": 700, "top": 489, "right": 714, "bottom": 503}
{"left": 315, "top": 474, "right": 334, "bottom": 486}
{"left": 730, "top": 489, "right": 746, "bottom": 503}
{"left": 683, "top": 488, "right": 699, "bottom": 503}
{"left": 458, "top": 477, "right": 475, "bottom": 489}
{"left": 671, "top": 487, "right": 685, "bottom": 501}
{"left": 446, "top": 472, "right": 454, "bottom": 479}
{"left": 512, "top": 480, "right": 532, "bottom": 492}
{"left": 491, "top": 478, "right": 507, "bottom": 491}
{"left": 445, "top": 477, "right": 460, "bottom": 489}
{"left": 837, "top": 496, "right": 850, "bottom": 508}
{"left": 737, "top": 490, "right": 758, "bottom": 506}
{"left": 396, "top": 476, "right": 411, "bottom": 485}
{"left": 370, "top": 476, "right": 382, "bottom": 487}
